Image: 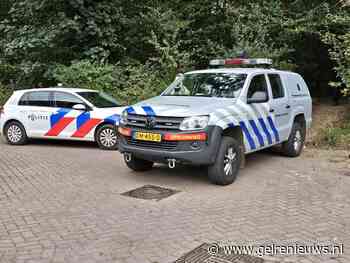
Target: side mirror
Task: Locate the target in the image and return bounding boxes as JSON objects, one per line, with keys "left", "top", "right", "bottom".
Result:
{"left": 175, "top": 73, "right": 184, "bottom": 79}
{"left": 247, "top": 91, "right": 268, "bottom": 104}
{"left": 72, "top": 104, "right": 87, "bottom": 111}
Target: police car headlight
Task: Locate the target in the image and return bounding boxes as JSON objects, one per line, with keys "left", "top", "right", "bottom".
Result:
{"left": 120, "top": 110, "right": 128, "bottom": 125}
{"left": 179, "top": 116, "right": 209, "bottom": 131}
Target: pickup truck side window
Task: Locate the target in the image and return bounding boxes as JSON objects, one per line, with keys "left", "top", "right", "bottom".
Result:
{"left": 268, "top": 74, "right": 284, "bottom": 99}
{"left": 247, "top": 74, "right": 268, "bottom": 100}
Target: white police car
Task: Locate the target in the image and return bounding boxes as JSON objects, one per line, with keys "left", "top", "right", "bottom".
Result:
{"left": 0, "top": 87, "right": 125, "bottom": 150}
{"left": 118, "top": 58, "right": 312, "bottom": 185}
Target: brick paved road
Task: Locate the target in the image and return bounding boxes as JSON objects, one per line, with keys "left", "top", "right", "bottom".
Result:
{"left": 0, "top": 139, "right": 349, "bottom": 263}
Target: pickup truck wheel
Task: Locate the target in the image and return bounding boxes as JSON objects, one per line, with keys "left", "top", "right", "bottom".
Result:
{"left": 281, "top": 121, "right": 305, "bottom": 157}
{"left": 96, "top": 124, "right": 118, "bottom": 150}
{"left": 4, "top": 121, "right": 28, "bottom": 145}
{"left": 125, "top": 155, "right": 154, "bottom": 172}
{"left": 208, "top": 136, "right": 241, "bottom": 186}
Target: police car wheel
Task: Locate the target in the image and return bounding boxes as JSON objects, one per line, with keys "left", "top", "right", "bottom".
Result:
{"left": 4, "top": 121, "right": 28, "bottom": 145}
{"left": 96, "top": 124, "right": 118, "bottom": 150}
{"left": 125, "top": 155, "right": 154, "bottom": 172}
{"left": 208, "top": 136, "right": 241, "bottom": 186}
{"left": 281, "top": 121, "right": 305, "bottom": 157}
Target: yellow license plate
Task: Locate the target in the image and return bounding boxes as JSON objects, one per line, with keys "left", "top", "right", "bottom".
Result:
{"left": 134, "top": 132, "right": 162, "bottom": 142}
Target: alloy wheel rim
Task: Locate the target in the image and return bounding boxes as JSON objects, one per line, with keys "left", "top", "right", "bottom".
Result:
{"left": 224, "top": 147, "right": 237, "bottom": 176}
{"left": 100, "top": 128, "right": 117, "bottom": 147}
{"left": 7, "top": 125, "right": 22, "bottom": 143}
{"left": 293, "top": 130, "right": 302, "bottom": 151}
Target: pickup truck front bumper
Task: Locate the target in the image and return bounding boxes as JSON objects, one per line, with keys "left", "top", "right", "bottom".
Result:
{"left": 118, "top": 126, "right": 222, "bottom": 165}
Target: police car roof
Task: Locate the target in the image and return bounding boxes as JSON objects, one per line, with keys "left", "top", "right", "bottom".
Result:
{"left": 14, "top": 87, "right": 96, "bottom": 94}
{"left": 185, "top": 68, "right": 291, "bottom": 75}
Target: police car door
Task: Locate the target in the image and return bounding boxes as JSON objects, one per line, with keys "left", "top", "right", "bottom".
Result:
{"left": 243, "top": 74, "right": 279, "bottom": 150}
{"left": 48, "top": 91, "right": 88, "bottom": 139}
{"left": 18, "top": 90, "right": 55, "bottom": 138}
{"left": 267, "top": 73, "right": 291, "bottom": 142}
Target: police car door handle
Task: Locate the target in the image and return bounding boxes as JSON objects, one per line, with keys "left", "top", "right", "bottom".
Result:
{"left": 269, "top": 109, "right": 275, "bottom": 113}
{"left": 286, "top": 105, "right": 291, "bottom": 109}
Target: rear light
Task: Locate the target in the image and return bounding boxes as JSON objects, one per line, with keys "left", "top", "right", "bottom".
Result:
{"left": 210, "top": 58, "right": 272, "bottom": 66}
{"left": 164, "top": 132, "right": 207, "bottom": 141}
{"left": 0, "top": 106, "right": 4, "bottom": 116}
{"left": 118, "top": 127, "right": 132, "bottom": 137}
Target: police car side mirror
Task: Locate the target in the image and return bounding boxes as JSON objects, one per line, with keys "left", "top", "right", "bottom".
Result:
{"left": 175, "top": 73, "right": 184, "bottom": 79}
{"left": 247, "top": 91, "right": 268, "bottom": 104}
{"left": 72, "top": 104, "right": 87, "bottom": 111}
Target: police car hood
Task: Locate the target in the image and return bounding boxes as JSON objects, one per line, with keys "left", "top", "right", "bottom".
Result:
{"left": 92, "top": 107, "right": 126, "bottom": 124}
{"left": 134, "top": 96, "right": 237, "bottom": 117}
{"left": 96, "top": 106, "right": 126, "bottom": 115}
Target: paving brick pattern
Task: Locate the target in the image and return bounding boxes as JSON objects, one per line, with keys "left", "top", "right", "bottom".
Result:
{"left": 0, "top": 140, "right": 349, "bottom": 263}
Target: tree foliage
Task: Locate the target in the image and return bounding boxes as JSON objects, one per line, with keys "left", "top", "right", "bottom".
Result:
{"left": 0, "top": 0, "right": 349, "bottom": 102}
{"left": 53, "top": 60, "right": 167, "bottom": 104}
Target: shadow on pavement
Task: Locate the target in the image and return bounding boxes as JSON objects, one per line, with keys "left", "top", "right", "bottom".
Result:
{"left": 128, "top": 163, "right": 211, "bottom": 185}
{"left": 27, "top": 138, "right": 99, "bottom": 149}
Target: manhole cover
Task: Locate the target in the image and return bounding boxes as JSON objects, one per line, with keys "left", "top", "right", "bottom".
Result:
{"left": 121, "top": 185, "right": 179, "bottom": 201}
{"left": 173, "top": 243, "right": 265, "bottom": 263}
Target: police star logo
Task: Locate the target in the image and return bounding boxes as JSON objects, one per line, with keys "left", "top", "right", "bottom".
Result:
{"left": 145, "top": 116, "right": 156, "bottom": 129}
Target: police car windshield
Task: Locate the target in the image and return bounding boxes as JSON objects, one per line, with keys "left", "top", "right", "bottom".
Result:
{"left": 162, "top": 73, "right": 247, "bottom": 98}
{"left": 77, "top": 91, "right": 121, "bottom": 108}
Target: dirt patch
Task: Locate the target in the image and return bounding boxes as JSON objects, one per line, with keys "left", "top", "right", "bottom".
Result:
{"left": 307, "top": 101, "right": 350, "bottom": 149}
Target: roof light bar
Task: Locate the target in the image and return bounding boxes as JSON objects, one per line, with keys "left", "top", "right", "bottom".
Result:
{"left": 209, "top": 58, "right": 273, "bottom": 66}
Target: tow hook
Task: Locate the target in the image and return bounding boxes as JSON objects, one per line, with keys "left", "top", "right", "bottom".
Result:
{"left": 167, "top": 159, "right": 176, "bottom": 169}
{"left": 124, "top": 153, "right": 132, "bottom": 162}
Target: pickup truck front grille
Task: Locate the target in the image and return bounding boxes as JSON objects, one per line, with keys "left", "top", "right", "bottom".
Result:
{"left": 126, "top": 114, "right": 184, "bottom": 131}
{"left": 126, "top": 138, "right": 178, "bottom": 150}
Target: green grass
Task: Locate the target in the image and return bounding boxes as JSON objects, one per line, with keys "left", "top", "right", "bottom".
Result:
{"left": 323, "top": 121, "right": 350, "bottom": 148}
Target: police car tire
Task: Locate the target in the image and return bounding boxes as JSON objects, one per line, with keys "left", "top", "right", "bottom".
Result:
{"left": 4, "top": 121, "right": 28, "bottom": 145}
{"left": 281, "top": 121, "right": 305, "bottom": 157}
{"left": 96, "top": 124, "right": 119, "bottom": 150}
{"left": 125, "top": 156, "right": 154, "bottom": 172}
{"left": 208, "top": 136, "right": 241, "bottom": 186}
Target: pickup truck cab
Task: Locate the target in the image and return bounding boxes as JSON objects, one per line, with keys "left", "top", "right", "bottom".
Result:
{"left": 118, "top": 58, "right": 312, "bottom": 185}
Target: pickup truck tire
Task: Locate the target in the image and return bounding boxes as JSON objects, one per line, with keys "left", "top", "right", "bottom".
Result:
{"left": 125, "top": 155, "right": 154, "bottom": 172}
{"left": 4, "top": 121, "right": 28, "bottom": 145}
{"left": 96, "top": 124, "right": 119, "bottom": 150}
{"left": 281, "top": 121, "right": 305, "bottom": 157}
{"left": 208, "top": 136, "right": 241, "bottom": 186}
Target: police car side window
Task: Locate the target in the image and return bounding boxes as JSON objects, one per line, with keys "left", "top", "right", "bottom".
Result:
{"left": 268, "top": 74, "right": 284, "bottom": 99}
{"left": 54, "top": 92, "right": 84, "bottom": 109}
{"left": 19, "top": 91, "right": 52, "bottom": 107}
{"left": 247, "top": 74, "right": 268, "bottom": 99}
{"left": 18, "top": 93, "right": 30, "bottom": 106}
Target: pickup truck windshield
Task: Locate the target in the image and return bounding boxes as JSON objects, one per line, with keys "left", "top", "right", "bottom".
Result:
{"left": 162, "top": 73, "right": 247, "bottom": 98}
{"left": 77, "top": 91, "right": 121, "bottom": 108}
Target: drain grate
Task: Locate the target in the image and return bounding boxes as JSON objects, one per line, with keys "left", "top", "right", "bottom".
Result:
{"left": 121, "top": 185, "right": 179, "bottom": 201}
{"left": 173, "top": 243, "right": 265, "bottom": 263}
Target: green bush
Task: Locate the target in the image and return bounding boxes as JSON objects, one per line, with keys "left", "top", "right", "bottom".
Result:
{"left": 322, "top": 122, "right": 350, "bottom": 149}
{"left": 0, "top": 84, "right": 13, "bottom": 106}
{"left": 53, "top": 60, "right": 169, "bottom": 105}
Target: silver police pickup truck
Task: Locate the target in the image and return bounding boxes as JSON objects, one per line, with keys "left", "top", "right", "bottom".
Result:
{"left": 118, "top": 58, "right": 312, "bottom": 185}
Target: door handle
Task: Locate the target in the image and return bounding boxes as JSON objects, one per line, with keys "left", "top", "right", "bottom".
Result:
{"left": 286, "top": 105, "right": 291, "bottom": 109}
{"left": 269, "top": 109, "right": 275, "bottom": 113}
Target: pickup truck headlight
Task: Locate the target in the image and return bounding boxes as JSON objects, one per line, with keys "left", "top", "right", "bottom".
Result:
{"left": 120, "top": 110, "right": 128, "bottom": 125}
{"left": 179, "top": 116, "right": 209, "bottom": 131}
